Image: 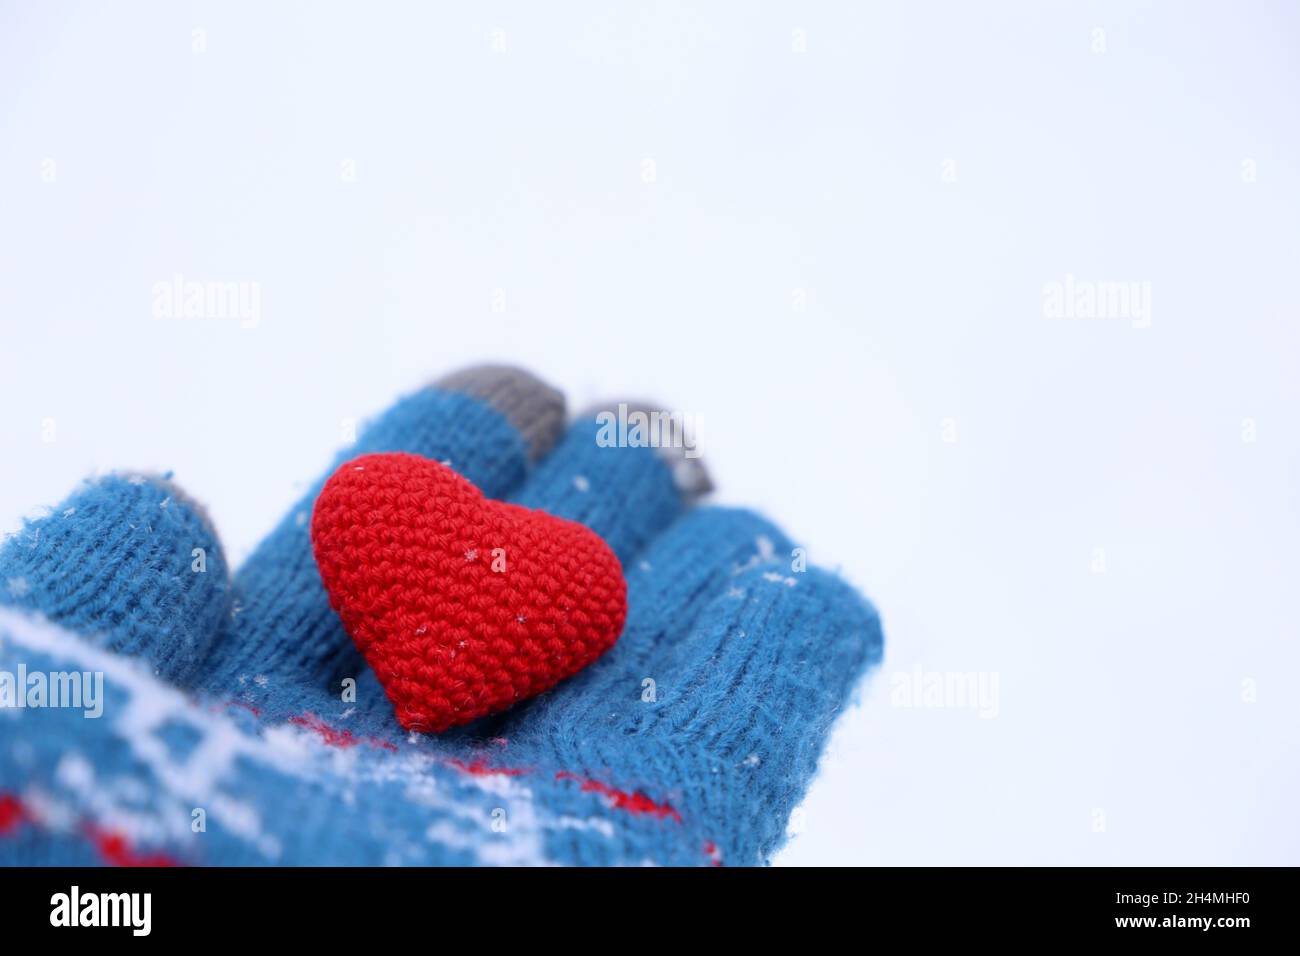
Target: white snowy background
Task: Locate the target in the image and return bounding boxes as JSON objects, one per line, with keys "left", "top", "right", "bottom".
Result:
{"left": 1, "top": 1, "right": 1297, "bottom": 865}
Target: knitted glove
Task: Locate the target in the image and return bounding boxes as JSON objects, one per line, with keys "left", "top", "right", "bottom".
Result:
{"left": 0, "top": 366, "right": 882, "bottom": 866}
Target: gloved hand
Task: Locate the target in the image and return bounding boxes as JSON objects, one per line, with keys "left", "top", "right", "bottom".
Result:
{"left": 0, "top": 366, "right": 882, "bottom": 866}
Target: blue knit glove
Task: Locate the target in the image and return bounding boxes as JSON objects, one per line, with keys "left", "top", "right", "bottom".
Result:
{"left": 0, "top": 366, "right": 882, "bottom": 866}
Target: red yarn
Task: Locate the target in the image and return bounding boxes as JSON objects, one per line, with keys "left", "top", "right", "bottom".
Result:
{"left": 84, "top": 825, "right": 181, "bottom": 867}
{"left": 0, "top": 793, "right": 26, "bottom": 835}
{"left": 312, "top": 452, "right": 627, "bottom": 733}
{"left": 288, "top": 713, "right": 398, "bottom": 751}
{"left": 1, "top": 792, "right": 180, "bottom": 865}
{"left": 555, "top": 772, "right": 683, "bottom": 822}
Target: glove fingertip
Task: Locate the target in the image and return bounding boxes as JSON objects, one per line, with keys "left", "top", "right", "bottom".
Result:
{"left": 0, "top": 472, "right": 230, "bottom": 680}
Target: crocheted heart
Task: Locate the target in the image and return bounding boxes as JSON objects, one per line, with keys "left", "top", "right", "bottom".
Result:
{"left": 311, "top": 452, "right": 627, "bottom": 732}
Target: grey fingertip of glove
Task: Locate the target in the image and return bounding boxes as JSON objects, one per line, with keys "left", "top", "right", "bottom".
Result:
{"left": 577, "top": 399, "right": 714, "bottom": 502}
{"left": 434, "top": 364, "right": 568, "bottom": 463}
{"left": 122, "top": 471, "right": 222, "bottom": 537}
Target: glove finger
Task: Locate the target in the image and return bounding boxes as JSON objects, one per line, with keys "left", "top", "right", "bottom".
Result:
{"left": 548, "top": 561, "right": 883, "bottom": 865}
{"left": 0, "top": 473, "right": 229, "bottom": 682}
{"left": 646, "top": 561, "right": 882, "bottom": 741}
{"left": 194, "top": 365, "right": 565, "bottom": 703}
{"left": 509, "top": 400, "right": 710, "bottom": 562}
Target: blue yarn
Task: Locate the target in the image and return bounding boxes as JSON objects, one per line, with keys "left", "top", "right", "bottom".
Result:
{"left": 510, "top": 418, "right": 685, "bottom": 561}
{"left": 0, "top": 382, "right": 882, "bottom": 866}
{"left": 0, "top": 474, "right": 229, "bottom": 680}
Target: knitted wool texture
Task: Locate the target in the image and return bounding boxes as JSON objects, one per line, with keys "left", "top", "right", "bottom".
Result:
{"left": 312, "top": 453, "right": 626, "bottom": 732}
{"left": 0, "top": 366, "right": 884, "bottom": 866}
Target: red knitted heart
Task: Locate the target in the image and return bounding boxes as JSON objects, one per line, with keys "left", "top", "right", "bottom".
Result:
{"left": 311, "top": 452, "right": 627, "bottom": 733}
